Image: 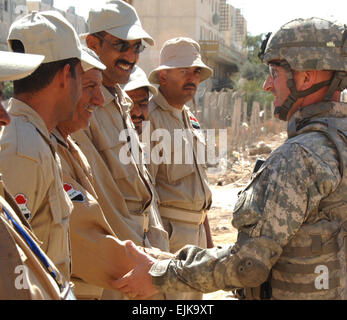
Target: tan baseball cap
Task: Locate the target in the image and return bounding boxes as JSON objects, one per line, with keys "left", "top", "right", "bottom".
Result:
{"left": 7, "top": 10, "right": 105, "bottom": 72}
{"left": 122, "top": 65, "right": 158, "bottom": 96}
{"left": 148, "top": 37, "right": 213, "bottom": 84}
{"left": 81, "top": 1, "right": 154, "bottom": 46}
{"left": 0, "top": 51, "right": 44, "bottom": 81}
{"left": 81, "top": 46, "right": 106, "bottom": 71}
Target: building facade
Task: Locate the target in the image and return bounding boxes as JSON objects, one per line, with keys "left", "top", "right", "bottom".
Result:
{"left": 0, "top": 0, "right": 87, "bottom": 51}
{"left": 131, "top": 0, "right": 247, "bottom": 91}
{"left": 0, "top": 0, "right": 26, "bottom": 50}
{"left": 27, "top": 1, "right": 87, "bottom": 34}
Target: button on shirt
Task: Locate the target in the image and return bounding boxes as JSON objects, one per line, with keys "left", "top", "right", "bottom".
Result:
{"left": 0, "top": 98, "right": 73, "bottom": 280}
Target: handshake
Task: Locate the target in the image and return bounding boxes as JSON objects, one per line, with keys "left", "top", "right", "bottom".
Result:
{"left": 112, "top": 240, "right": 175, "bottom": 299}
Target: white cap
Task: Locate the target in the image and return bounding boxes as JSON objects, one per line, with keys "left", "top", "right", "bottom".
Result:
{"left": 0, "top": 51, "right": 44, "bottom": 81}
{"left": 148, "top": 37, "right": 213, "bottom": 84}
{"left": 123, "top": 66, "right": 158, "bottom": 96}
{"left": 8, "top": 11, "right": 106, "bottom": 72}
{"left": 81, "top": 1, "right": 154, "bottom": 46}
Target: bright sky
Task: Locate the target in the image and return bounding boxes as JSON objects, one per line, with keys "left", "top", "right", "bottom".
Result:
{"left": 51, "top": 0, "right": 346, "bottom": 35}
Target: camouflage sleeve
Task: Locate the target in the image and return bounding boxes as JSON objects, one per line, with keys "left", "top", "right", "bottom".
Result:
{"left": 149, "top": 237, "right": 282, "bottom": 293}
{"left": 148, "top": 139, "right": 340, "bottom": 293}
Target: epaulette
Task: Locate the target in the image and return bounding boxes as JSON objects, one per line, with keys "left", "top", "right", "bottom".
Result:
{"left": 15, "top": 120, "right": 49, "bottom": 163}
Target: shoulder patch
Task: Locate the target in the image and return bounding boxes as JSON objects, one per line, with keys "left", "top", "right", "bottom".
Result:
{"left": 187, "top": 110, "right": 201, "bottom": 129}
{"left": 14, "top": 193, "right": 31, "bottom": 220}
{"left": 63, "top": 184, "right": 85, "bottom": 202}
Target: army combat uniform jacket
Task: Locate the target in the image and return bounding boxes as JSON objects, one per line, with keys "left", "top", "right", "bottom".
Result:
{"left": 51, "top": 130, "right": 136, "bottom": 300}
{"left": 149, "top": 101, "right": 347, "bottom": 300}
{"left": 147, "top": 92, "right": 212, "bottom": 254}
{"left": 0, "top": 98, "right": 73, "bottom": 280}
{"left": 0, "top": 175, "right": 74, "bottom": 300}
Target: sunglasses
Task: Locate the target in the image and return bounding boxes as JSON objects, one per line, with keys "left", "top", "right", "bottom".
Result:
{"left": 94, "top": 34, "right": 146, "bottom": 54}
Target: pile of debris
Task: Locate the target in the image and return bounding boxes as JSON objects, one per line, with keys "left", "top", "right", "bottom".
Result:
{"left": 207, "top": 132, "right": 287, "bottom": 187}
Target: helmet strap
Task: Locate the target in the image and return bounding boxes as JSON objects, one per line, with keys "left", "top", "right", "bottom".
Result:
{"left": 274, "top": 61, "right": 332, "bottom": 121}
{"left": 323, "top": 71, "right": 347, "bottom": 101}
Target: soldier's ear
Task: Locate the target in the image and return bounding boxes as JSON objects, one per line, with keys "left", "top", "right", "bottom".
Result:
{"left": 86, "top": 35, "right": 102, "bottom": 56}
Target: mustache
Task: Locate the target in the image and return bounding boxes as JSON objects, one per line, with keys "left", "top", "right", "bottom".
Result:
{"left": 115, "top": 59, "right": 135, "bottom": 68}
{"left": 183, "top": 83, "right": 197, "bottom": 89}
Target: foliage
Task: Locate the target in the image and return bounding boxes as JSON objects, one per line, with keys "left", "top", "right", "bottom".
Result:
{"left": 231, "top": 33, "right": 273, "bottom": 118}
{"left": 1, "top": 81, "right": 13, "bottom": 100}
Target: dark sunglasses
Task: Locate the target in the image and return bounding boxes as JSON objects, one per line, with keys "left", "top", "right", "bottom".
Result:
{"left": 94, "top": 34, "right": 146, "bottom": 54}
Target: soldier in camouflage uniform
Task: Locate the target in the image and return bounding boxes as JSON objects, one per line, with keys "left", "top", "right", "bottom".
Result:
{"left": 113, "top": 17, "right": 347, "bottom": 300}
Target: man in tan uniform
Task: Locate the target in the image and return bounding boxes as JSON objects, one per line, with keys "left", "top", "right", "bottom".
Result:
{"left": 123, "top": 65, "right": 157, "bottom": 136}
{"left": 52, "top": 48, "right": 135, "bottom": 299}
{"left": 146, "top": 37, "right": 214, "bottom": 299}
{"left": 0, "top": 50, "right": 74, "bottom": 300}
{"left": 74, "top": 1, "right": 170, "bottom": 299}
{"left": 54, "top": 47, "right": 171, "bottom": 300}
{"left": 0, "top": 11, "right": 104, "bottom": 281}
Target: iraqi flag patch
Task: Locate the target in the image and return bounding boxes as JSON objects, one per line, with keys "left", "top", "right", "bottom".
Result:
{"left": 14, "top": 194, "right": 31, "bottom": 220}
{"left": 63, "top": 184, "right": 85, "bottom": 202}
{"left": 189, "top": 114, "right": 201, "bottom": 129}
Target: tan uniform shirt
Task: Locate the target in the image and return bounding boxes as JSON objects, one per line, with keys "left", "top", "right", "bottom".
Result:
{"left": 0, "top": 176, "right": 73, "bottom": 300}
{"left": 71, "top": 85, "right": 169, "bottom": 252}
{"left": 0, "top": 98, "right": 73, "bottom": 280}
{"left": 51, "top": 130, "right": 137, "bottom": 299}
{"left": 148, "top": 92, "right": 212, "bottom": 253}
{"left": 71, "top": 85, "right": 169, "bottom": 300}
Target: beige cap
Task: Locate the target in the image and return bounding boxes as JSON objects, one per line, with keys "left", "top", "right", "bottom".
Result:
{"left": 0, "top": 51, "right": 44, "bottom": 81}
{"left": 122, "top": 65, "right": 157, "bottom": 96}
{"left": 81, "top": 46, "right": 106, "bottom": 71}
{"left": 7, "top": 11, "right": 106, "bottom": 72}
{"left": 148, "top": 37, "right": 213, "bottom": 84}
{"left": 81, "top": 1, "right": 154, "bottom": 46}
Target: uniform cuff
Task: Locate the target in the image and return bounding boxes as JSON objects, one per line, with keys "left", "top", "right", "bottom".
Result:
{"left": 149, "top": 259, "right": 172, "bottom": 287}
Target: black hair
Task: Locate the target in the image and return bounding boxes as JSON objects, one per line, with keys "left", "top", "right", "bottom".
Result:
{"left": 10, "top": 40, "right": 80, "bottom": 95}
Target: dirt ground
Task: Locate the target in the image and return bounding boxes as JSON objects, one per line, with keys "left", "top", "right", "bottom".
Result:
{"left": 202, "top": 131, "right": 287, "bottom": 300}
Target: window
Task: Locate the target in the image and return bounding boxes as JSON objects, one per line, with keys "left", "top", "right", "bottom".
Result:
{"left": 4, "top": 0, "right": 8, "bottom": 12}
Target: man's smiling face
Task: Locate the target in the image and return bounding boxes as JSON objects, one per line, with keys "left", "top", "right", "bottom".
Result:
{"left": 94, "top": 32, "right": 142, "bottom": 86}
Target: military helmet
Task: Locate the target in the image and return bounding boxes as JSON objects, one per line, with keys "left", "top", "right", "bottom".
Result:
{"left": 261, "top": 17, "right": 347, "bottom": 71}
{"left": 258, "top": 17, "right": 347, "bottom": 121}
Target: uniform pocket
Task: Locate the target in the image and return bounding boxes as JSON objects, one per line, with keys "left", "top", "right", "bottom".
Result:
{"left": 168, "top": 220, "right": 200, "bottom": 253}
{"left": 98, "top": 140, "right": 133, "bottom": 181}
{"left": 166, "top": 159, "right": 195, "bottom": 184}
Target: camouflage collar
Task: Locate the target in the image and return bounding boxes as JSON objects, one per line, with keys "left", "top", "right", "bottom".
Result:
{"left": 287, "top": 101, "right": 347, "bottom": 138}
